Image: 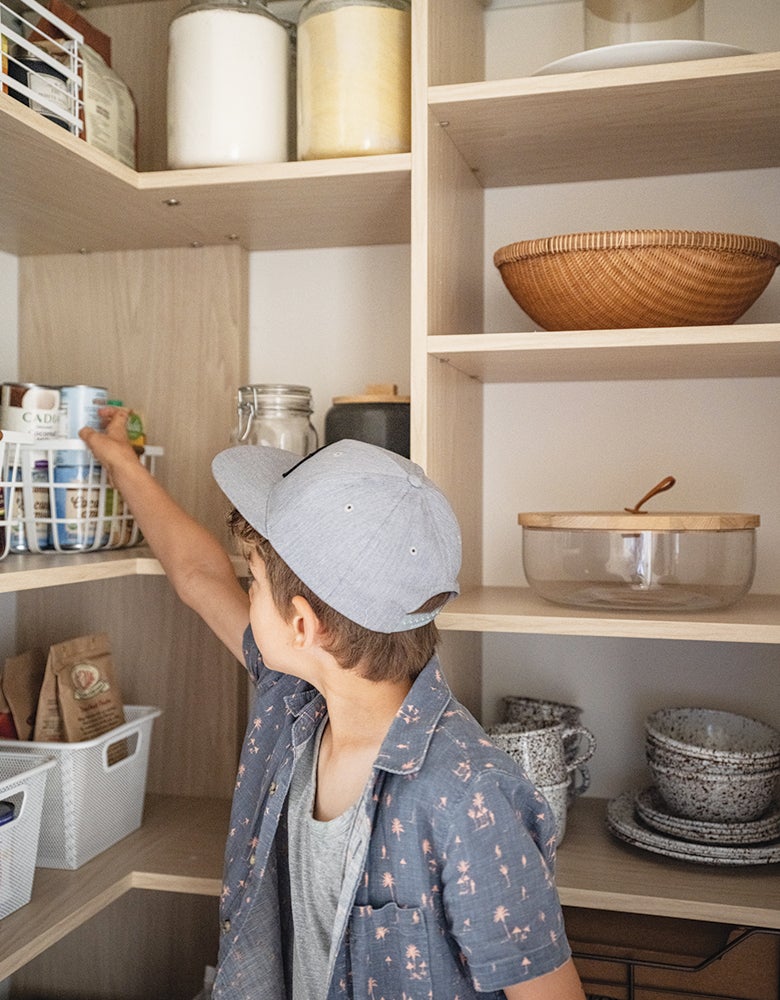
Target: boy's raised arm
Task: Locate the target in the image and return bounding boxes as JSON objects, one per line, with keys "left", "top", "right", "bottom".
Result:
{"left": 80, "top": 407, "right": 249, "bottom": 663}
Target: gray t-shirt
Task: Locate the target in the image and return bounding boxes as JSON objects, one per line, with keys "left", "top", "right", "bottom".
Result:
{"left": 288, "top": 720, "right": 359, "bottom": 1000}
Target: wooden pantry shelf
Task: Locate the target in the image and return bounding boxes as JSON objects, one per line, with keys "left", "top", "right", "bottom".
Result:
{"left": 427, "top": 325, "right": 780, "bottom": 382}
{"left": 0, "top": 95, "right": 411, "bottom": 256}
{"left": 0, "top": 547, "right": 164, "bottom": 594}
{"left": 557, "top": 797, "right": 780, "bottom": 929}
{"left": 2, "top": 794, "right": 775, "bottom": 983}
{"left": 0, "top": 794, "right": 230, "bottom": 981}
{"left": 0, "top": 549, "right": 250, "bottom": 593}
{"left": 428, "top": 52, "right": 780, "bottom": 186}
{"left": 437, "top": 587, "right": 780, "bottom": 643}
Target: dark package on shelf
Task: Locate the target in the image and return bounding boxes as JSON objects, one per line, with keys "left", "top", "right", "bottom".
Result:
{"left": 26, "top": 0, "right": 139, "bottom": 169}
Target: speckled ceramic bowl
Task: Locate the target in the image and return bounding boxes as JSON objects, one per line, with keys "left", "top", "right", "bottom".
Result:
{"left": 645, "top": 708, "right": 780, "bottom": 770}
{"left": 645, "top": 737, "right": 779, "bottom": 775}
{"left": 648, "top": 758, "right": 780, "bottom": 822}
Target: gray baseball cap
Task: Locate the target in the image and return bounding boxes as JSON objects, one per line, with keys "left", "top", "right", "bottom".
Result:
{"left": 212, "top": 439, "right": 461, "bottom": 633}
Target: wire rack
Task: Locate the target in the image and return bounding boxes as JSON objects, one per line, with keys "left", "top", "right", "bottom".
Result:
{"left": 0, "top": 430, "right": 162, "bottom": 557}
{"left": 1, "top": 0, "right": 82, "bottom": 134}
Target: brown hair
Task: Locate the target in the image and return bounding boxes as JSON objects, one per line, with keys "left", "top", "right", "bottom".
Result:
{"left": 228, "top": 509, "right": 442, "bottom": 683}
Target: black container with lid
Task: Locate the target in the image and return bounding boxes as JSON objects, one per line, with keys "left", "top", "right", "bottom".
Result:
{"left": 324, "top": 383, "right": 410, "bottom": 457}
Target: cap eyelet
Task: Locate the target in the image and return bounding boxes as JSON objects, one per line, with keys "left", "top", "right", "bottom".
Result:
{"left": 410, "top": 546, "right": 418, "bottom": 555}
{"left": 344, "top": 503, "right": 354, "bottom": 512}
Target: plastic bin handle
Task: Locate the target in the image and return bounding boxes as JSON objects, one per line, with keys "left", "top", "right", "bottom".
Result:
{"left": 102, "top": 724, "right": 142, "bottom": 773}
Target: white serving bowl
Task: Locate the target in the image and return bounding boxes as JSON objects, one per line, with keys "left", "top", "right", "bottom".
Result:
{"left": 648, "top": 758, "right": 779, "bottom": 822}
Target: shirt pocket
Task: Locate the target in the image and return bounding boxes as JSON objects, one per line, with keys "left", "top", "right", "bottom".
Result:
{"left": 347, "top": 902, "right": 432, "bottom": 997}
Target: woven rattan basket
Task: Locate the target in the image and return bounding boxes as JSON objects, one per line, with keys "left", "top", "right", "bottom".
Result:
{"left": 494, "top": 230, "right": 780, "bottom": 330}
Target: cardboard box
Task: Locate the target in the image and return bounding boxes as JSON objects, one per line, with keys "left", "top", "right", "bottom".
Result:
{"left": 27, "top": 0, "right": 111, "bottom": 67}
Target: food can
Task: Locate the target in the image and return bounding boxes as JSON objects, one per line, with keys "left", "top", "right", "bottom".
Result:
{"left": 0, "top": 383, "right": 62, "bottom": 440}
{"left": 52, "top": 464, "right": 103, "bottom": 549}
{"left": 6, "top": 460, "right": 51, "bottom": 552}
{"left": 58, "top": 384, "right": 109, "bottom": 440}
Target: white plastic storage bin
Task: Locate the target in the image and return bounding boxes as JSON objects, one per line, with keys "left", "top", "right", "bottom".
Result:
{"left": 0, "top": 706, "right": 161, "bottom": 869}
{"left": 0, "top": 431, "right": 163, "bottom": 559}
{"left": 0, "top": 753, "right": 56, "bottom": 918}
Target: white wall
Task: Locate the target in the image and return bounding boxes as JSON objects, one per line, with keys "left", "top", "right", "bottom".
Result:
{"left": 248, "top": 244, "right": 411, "bottom": 444}
{"left": 0, "top": 250, "right": 19, "bottom": 662}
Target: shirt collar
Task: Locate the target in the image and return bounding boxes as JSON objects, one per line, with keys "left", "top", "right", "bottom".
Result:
{"left": 373, "top": 655, "right": 452, "bottom": 776}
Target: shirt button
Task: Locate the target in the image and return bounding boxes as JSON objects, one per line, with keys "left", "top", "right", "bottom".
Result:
{"left": 269, "top": 782, "right": 278, "bottom": 795}
{"left": 249, "top": 854, "right": 256, "bottom": 865}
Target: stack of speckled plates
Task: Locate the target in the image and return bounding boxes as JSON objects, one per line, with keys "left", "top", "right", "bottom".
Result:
{"left": 606, "top": 788, "right": 780, "bottom": 865}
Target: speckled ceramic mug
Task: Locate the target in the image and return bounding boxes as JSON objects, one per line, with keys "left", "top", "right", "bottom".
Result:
{"left": 487, "top": 721, "right": 596, "bottom": 787}
{"left": 536, "top": 779, "right": 569, "bottom": 844}
{"left": 501, "top": 696, "right": 584, "bottom": 765}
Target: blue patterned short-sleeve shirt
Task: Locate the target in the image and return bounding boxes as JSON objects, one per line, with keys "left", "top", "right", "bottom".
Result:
{"left": 213, "top": 627, "right": 571, "bottom": 999}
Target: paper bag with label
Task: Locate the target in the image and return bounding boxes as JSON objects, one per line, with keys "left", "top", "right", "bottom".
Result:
{"left": 34, "top": 633, "right": 127, "bottom": 762}
{"left": 2, "top": 648, "right": 46, "bottom": 740}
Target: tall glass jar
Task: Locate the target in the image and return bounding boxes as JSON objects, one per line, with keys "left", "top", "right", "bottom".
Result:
{"left": 167, "top": 0, "right": 291, "bottom": 168}
{"left": 296, "top": 0, "right": 411, "bottom": 160}
{"left": 584, "top": 0, "right": 703, "bottom": 49}
{"left": 231, "top": 384, "right": 318, "bottom": 456}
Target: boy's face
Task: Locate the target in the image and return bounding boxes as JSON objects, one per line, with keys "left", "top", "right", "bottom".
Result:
{"left": 247, "top": 551, "right": 296, "bottom": 674}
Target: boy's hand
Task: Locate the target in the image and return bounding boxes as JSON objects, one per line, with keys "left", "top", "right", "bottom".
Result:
{"left": 79, "top": 405, "right": 139, "bottom": 476}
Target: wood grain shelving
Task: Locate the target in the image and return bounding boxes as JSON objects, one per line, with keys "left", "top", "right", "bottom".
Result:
{"left": 0, "top": 95, "right": 410, "bottom": 256}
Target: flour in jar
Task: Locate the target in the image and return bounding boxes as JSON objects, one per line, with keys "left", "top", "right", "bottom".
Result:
{"left": 297, "top": 1, "right": 411, "bottom": 160}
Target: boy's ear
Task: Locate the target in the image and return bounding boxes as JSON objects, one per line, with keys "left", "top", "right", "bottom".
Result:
{"left": 290, "top": 595, "right": 323, "bottom": 648}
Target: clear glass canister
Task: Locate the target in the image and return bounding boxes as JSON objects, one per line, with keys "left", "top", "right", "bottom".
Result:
{"left": 296, "top": 0, "right": 411, "bottom": 160}
{"left": 167, "top": 0, "right": 291, "bottom": 168}
{"left": 584, "top": 0, "right": 703, "bottom": 49}
{"left": 518, "top": 511, "right": 759, "bottom": 612}
{"left": 232, "top": 384, "right": 318, "bottom": 456}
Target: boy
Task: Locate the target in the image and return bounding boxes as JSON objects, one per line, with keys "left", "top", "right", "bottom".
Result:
{"left": 81, "top": 408, "right": 586, "bottom": 1000}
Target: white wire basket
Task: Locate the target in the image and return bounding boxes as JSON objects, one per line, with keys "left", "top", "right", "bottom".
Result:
{"left": 1, "top": 0, "right": 83, "bottom": 134}
{"left": 0, "top": 430, "right": 162, "bottom": 559}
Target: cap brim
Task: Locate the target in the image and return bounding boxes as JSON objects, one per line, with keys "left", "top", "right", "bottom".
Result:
{"left": 212, "top": 445, "right": 301, "bottom": 536}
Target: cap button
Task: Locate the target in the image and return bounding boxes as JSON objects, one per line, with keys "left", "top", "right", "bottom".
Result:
{"left": 408, "top": 473, "right": 423, "bottom": 488}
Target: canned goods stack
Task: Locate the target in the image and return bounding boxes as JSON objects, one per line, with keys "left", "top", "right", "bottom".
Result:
{"left": 0, "top": 383, "right": 160, "bottom": 559}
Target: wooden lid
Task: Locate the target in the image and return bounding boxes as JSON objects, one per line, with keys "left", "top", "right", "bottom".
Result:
{"left": 332, "top": 383, "right": 410, "bottom": 405}
{"left": 518, "top": 511, "right": 760, "bottom": 531}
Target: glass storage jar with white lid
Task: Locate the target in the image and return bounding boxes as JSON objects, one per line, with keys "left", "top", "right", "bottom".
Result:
{"left": 167, "top": 0, "right": 291, "bottom": 168}
{"left": 296, "top": 0, "right": 411, "bottom": 160}
{"left": 517, "top": 509, "right": 759, "bottom": 612}
{"left": 231, "top": 384, "right": 318, "bottom": 456}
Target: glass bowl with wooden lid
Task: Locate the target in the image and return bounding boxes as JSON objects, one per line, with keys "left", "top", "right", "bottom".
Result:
{"left": 518, "top": 477, "right": 759, "bottom": 612}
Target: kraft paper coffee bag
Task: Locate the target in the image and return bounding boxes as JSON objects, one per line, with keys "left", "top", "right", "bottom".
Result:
{"left": 34, "top": 633, "right": 126, "bottom": 761}
{"left": 2, "top": 648, "right": 45, "bottom": 740}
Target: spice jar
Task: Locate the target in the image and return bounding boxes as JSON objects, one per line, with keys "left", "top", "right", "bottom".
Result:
{"left": 584, "top": 0, "right": 703, "bottom": 49}
{"left": 324, "top": 383, "right": 409, "bottom": 457}
{"left": 231, "top": 384, "right": 318, "bottom": 456}
{"left": 167, "top": 0, "right": 291, "bottom": 168}
{"left": 296, "top": 0, "right": 411, "bottom": 161}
